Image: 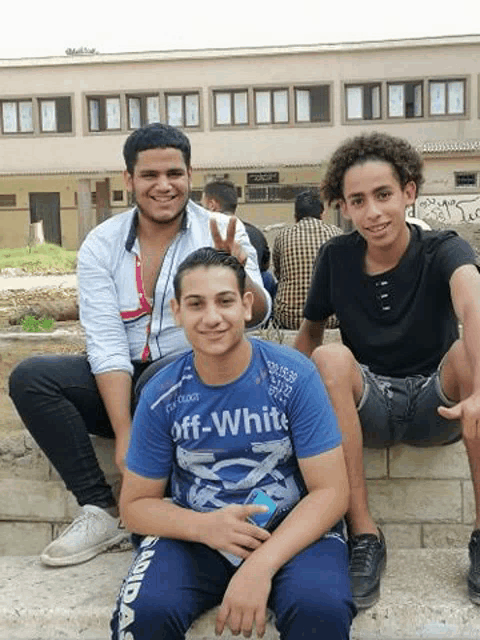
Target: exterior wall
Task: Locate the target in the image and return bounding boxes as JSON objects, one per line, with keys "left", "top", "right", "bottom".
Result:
{"left": 0, "top": 174, "right": 128, "bottom": 249}
{"left": 0, "top": 36, "right": 479, "bottom": 247}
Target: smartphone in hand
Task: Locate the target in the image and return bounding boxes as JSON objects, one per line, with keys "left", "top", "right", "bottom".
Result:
{"left": 219, "top": 489, "right": 277, "bottom": 566}
{"left": 245, "top": 488, "right": 277, "bottom": 530}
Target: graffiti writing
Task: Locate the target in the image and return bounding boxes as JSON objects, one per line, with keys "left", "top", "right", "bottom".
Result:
{"left": 414, "top": 195, "right": 480, "bottom": 224}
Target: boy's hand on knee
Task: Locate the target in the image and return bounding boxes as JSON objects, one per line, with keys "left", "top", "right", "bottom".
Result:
{"left": 216, "top": 565, "right": 272, "bottom": 638}
{"left": 438, "top": 394, "right": 480, "bottom": 439}
{"left": 198, "top": 504, "right": 270, "bottom": 559}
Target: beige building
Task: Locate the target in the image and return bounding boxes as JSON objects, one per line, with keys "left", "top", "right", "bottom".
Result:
{"left": 0, "top": 34, "right": 479, "bottom": 249}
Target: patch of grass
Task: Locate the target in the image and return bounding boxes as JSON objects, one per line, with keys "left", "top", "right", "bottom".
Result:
{"left": 21, "top": 315, "right": 56, "bottom": 332}
{"left": 0, "top": 244, "right": 76, "bottom": 275}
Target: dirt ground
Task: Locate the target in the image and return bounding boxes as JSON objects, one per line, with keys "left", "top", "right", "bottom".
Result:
{"left": 0, "top": 287, "right": 84, "bottom": 435}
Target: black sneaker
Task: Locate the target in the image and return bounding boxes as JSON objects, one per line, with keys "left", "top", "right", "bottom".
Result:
{"left": 349, "top": 528, "right": 387, "bottom": 609}
{"left": 468, "top": 529, "right": 480, "bottom": 605}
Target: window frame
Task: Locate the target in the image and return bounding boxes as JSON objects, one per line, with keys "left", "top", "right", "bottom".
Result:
{"left": 386, "top": 80, "right": 424, "bottom": 120}
{"left": 344, "top": 82, "right": 382, "bottom": 122}
{"left": 0, "top": 194, "right": 17, "bottom": 207}
{"left": 86, "top": 94, "right": 122, "bottom": 133}
{"left": 126, "top": 93, "right": 161, "bottom": 130}
{"left": 212, "top": 88, "right": 250, "bottom": 128}
{"left": 0, "top": 94, "right": 74, "bottom": 136}
{"left": 428, "top": 77, "right": 468, "bottom": 118}
{"left": 254, "top": 87, "right": 290, "bottom": 125}
{"left": 293, "top": 83, "right": 332, "bottom": 125}
{"left": 455, "top": 172, "right": 478, "bottom": 189}
{"left": 293, "top": 82, "right": 334, "bottom": 127}
{"left": 165, "top": 90, "right": 202, "bottom": 129}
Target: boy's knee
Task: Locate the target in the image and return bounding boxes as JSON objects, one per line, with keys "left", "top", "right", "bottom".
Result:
{"left": 8, "top": 356, "right": 42, "bottom": 400}
{"left": 280, "top": 589, "right": 352, "bottom": 639}
{"left": 312, "top": 344, "right": 356, "bottom": 386}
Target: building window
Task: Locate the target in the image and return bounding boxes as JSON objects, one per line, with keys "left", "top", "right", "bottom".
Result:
{"left": 255, "top": 89, "right": 289, "bottom": 124}
{"left": 112, "top": 190, "right": 124, "bottom": 202}
{"left": 127, "top": 94, "right": 160, "bottom": 129}
{"left": 429, "top": 79, "right": 465, "bottom": 116}
{"left": 245, "top": 184, "right": 319, "bottom": 203}
{"left": 387, "top": 82, "right": 423, "bottom": 118}
{"left": 166, "top": 93, "right": 200, "bottom": 128}
{"left": 88, "top": 96, "right": 121, "bottom": 131}
{"left": 455, "top": 172, "right": 477, "bottom": 188}
{"left": 1, "top": 100, "right": 33, "bottom": 133}
{"left": 345, "top": 84, "right": 381, "bottom": 120}
{"left": 214, "top": 90, "right": 248, "bottom": 126}
{"left": 295, "top": 86, "right": 330, "bottom": 123}
{"left": 39, "top": 97, "right": 72, "bottom": 132}
{"left": 0, "top": 194, "right": 16, "bottom": 207}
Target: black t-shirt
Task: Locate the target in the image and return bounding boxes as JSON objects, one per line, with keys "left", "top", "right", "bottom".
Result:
{"left": 242, "top": 221, "right": 270, "bottom": 271}
{"left": 304, "top": 225, "right": 477, "bottom": 377}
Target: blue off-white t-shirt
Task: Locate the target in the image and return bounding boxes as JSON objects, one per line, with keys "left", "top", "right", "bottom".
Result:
{"left": 127, "top": 338, "right": 341, "bottom": 515}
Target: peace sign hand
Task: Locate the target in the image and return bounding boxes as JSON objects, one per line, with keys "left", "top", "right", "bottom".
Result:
{"left": 210, "top": 216, "right": 248, "bottom": 266}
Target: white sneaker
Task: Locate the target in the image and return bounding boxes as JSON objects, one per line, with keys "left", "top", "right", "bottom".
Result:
{"left": 41, "top": 505, "right": 130, "bottom": 567}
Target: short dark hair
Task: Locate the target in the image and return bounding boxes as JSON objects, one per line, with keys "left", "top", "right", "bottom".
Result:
{"left": 294, "top": 189, "right": 324, "bottom": 221}
{"left": 322, "top": 132, "right": 424, "bottom": 203}
{"left": 203, "top": 180, "right": 237, "bottom": 214}
{"left": 123, "top": 123, "right": 191, "bottom": 174}
{"left": 173, "top": 247, "right": 246, "bottom": 300}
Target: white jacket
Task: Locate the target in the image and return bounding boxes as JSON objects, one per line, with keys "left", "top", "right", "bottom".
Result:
{"left": 78, "top": 201, "right": 270, "bottom": 376}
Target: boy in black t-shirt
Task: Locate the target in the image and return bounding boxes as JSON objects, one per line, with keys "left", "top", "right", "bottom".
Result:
{"left": 295, "top": 132, "right": 480, "bottom": 609}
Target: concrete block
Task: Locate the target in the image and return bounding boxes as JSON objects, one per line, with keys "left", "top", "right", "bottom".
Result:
{"left": 389, "top": 441, "right": 470, "bottom": 479}
{"left": 0, "top": 479, "right": 69, "bottom": 521}
{"left": 462, "top": 481, "right": 475, "bottom": 525}
{"left": 0, "top": 431, "right": 50, "bottom": 480}
{"left": 367, "top": 479, "right": 462, "bottom": 523}
{"left": 0, "top": 522, "right": 51, "bottom": 555}
{"left": 423, "top": 524, "right": 474, "bottom": 548}
{"left": 382, "top": 524, "right": 421, "bottom": 548}
{"left": 363, "top": 448, "right": 387, "bottom": 478}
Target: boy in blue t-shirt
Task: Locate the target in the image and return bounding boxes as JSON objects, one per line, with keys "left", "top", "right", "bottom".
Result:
{"left": 111, "top": 247, "right": 355, "bottom": 640}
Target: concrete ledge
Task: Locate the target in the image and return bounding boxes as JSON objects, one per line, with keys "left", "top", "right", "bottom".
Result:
{"left": 1, "top": 549, "right": 479, "bottom": 639}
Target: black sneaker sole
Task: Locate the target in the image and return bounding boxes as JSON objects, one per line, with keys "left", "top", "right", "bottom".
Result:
{"left": 468, "top": 585, "right": 480, "bottom": 605}
{"left": 352, "top": 555, "right": 387, "bottom": 610}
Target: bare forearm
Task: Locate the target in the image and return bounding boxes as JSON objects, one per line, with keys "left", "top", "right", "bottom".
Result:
{"left": 245, "top": 276, "right": 269, "bottom": 327}
{"left": 294, "top": 320, "right": 326, "bottom": 357}
{"left": 121, "top": 496, "right": 205, "bottom": 540}
{"left": 95, "top": 371, "right": 132, "bottom": 437}
{"left": 462, "top": 305, "right": 480, "bottom": 390}
{"left": 242, "top": 485, "right": 348, "bottom": 576}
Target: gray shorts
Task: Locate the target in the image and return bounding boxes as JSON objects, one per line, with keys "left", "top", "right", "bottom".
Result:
{"left": 357, "top": 363, "right": 462, "bottom": 448}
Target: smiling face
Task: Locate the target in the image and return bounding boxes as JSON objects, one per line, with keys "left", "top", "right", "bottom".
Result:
{"left": 124, "top": 147, "right": 192, "bottom": 231}
{"left": 342, "top": 160, "right": 416, "bottom": 254}
{"left": 171, "top": 265, "right": 253, "bottom": 363}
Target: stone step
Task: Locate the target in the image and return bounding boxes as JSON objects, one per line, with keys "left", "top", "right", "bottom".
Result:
{"left": 0, "top": 433, "right": 475, "bottom": 554}
{"left": 1, "top": 549, "right": 478, "bottom": 639}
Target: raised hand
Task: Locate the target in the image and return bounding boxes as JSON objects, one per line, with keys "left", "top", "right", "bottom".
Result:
{"left": 210, "top": 216, "right": 248, "bottom": 266}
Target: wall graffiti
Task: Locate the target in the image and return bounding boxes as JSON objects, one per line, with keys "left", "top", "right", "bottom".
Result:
{"left": 412, "top": 195, "right": 480, "bottom": 224}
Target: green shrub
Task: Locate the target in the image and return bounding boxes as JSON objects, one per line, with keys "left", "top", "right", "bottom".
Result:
{"left": 21, "top": 315, "right": 56, "bottom": 332}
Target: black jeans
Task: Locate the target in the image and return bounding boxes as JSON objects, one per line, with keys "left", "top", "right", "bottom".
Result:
{"left": 8, "top": 353, "right": 183, "bottom": 508}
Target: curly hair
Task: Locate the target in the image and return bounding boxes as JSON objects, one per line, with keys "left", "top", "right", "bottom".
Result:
{"left": 321, "top": 132, "right": 424, "bottom": 203}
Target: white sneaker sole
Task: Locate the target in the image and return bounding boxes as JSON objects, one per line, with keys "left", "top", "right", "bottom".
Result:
{"left": 40, "top": 531, "right": 130, "bottom": 567}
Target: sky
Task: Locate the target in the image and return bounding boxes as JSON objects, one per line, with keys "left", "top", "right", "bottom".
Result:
{"left": 2, "top": 0, "right": 480, "bottom": 59}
